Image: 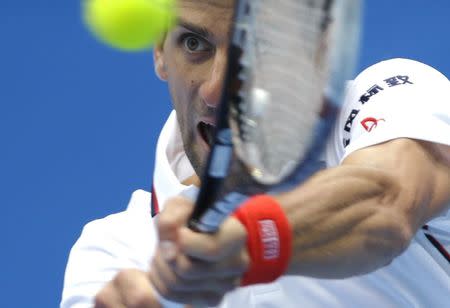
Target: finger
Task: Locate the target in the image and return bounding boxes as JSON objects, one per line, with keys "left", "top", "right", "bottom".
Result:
{"left": 150, "top": 266, "right": 230, "bottom": 308}
{"left": 178, "top": 217, "right": 247, "bottom": 261}
{"left": 158, "top": 197, "right": 195, "bottom": 241}
{"left": 153, "top": 283, "right": 225, "bottom": 308}
{"left": 113, "top": 269, "right": 161, "bottom": 308}
{"left": 150, "top": 251, "right": 179, "bottom": 297}
{"left": 151, "top": 251, "right": 240, "bottom": 294}
{"left": 172, "top": 251, "right": 248, "bottom": 280}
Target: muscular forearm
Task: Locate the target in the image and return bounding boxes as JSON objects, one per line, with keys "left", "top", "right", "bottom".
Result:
{"left": 276, "top": 165, "right": 414, "bottom": 278}
{"left": 276, "top": 140, "right": 450, "bottom": 279}
{"left": 149, "top": 141, "right": 449, "bottom": 301}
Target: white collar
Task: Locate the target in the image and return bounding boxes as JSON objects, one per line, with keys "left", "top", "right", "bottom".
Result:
{"left": 152, "top": 111, "right": 198, "bottom": 212}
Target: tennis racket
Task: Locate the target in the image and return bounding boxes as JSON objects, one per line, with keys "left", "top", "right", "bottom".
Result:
{"left": 189, "top": 0, "right": 363, "bottom": 233}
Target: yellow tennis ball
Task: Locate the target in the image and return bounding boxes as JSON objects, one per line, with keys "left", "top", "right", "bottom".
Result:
{"left": 83, "top": 0, "right": 176, "bottom": 51}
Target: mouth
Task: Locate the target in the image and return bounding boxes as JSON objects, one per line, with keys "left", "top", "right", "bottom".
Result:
{"left": 197, "top": 120, "right": 216, "bottom": 148}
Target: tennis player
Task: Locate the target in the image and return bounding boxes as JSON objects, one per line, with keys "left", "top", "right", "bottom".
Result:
{"left": 61, "top": 0, "right": 450, "bottom": 307}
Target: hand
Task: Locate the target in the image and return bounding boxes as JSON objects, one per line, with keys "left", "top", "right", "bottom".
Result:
{"left": 149, "top": 196, "right": 250, "bottom": 306}
{"left": 94, "top": 269, "right": 161, "bottom": 308}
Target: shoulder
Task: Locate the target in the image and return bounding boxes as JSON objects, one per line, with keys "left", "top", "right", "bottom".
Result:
{"left": 355, "top": 58, "right": 448, "bottom": 83}
{"left": 352, "top": 58, "right": 448, "bottom": 92}
{"left": 344, "top": 58, "right": 448, "bottom": 117}
{"left": 325, "top": 58, "right": 450, "bottom": 166}
{"left": 347, "top": 58, "right": 448, "bottom": 106}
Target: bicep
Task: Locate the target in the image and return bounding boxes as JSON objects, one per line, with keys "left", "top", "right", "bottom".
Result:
{"left": 342, "top": 138, "right": 450, "bottom": 227}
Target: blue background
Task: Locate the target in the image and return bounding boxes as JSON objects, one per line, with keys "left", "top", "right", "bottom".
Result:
{"left": 1, "top": 1, "right": 449, "bottom": 307}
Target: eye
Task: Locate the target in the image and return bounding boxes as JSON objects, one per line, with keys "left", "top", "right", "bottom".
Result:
{"left": 181, "top": 34, "right": 212, "bottom": 53}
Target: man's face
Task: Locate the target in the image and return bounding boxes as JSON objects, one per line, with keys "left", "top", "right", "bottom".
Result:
{"left": 154, "top": 0, "right": 234, "bottom": 177}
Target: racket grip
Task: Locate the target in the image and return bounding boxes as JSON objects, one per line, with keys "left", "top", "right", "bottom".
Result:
{"left": 188, "top": 192, "right": 248, "bottom": 233}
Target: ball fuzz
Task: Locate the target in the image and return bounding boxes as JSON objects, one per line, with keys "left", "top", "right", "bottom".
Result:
{"left": 83, "top": 0, "right": 176, "bottom": 51}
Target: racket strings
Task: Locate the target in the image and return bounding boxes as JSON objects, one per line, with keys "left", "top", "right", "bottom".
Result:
{"left": 232, "top": 0, "right": 332, "bottom": 183}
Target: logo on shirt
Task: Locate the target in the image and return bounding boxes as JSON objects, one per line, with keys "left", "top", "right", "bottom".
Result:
{"left": 342, "top": 74, "right": 413, "bottom": 147}
{"left": 361, "top": 117, "right": 385, "bottom": 132}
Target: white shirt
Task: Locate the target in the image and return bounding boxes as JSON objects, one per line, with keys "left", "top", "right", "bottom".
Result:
{"left": 61, "top": 58, "right": 450, "bottom": 307}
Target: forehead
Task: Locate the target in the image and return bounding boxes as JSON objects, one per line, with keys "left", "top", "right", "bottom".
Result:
{"left": 176, "top": 0, "right": 235, "bottom": 35}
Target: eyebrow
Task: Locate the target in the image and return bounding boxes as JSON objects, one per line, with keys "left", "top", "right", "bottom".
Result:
{"left": 177, "top": 19, "right": 215, "bottom": 39}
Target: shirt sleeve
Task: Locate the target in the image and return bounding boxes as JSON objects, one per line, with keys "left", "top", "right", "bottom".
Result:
{"left": 60, "top": 190, "right": 156, "bottom": 308}
{"left": 325, "top": 58, "right": 450, "bottom": 166}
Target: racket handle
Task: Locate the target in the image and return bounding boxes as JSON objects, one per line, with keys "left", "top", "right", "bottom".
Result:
{"left": 189, "top": 192, "right": 248, "bottom": 233}
{"left": 188, "top": 129, "right": 234, "bottom": 233}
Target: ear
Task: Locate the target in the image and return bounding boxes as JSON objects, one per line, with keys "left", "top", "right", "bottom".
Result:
{"left": 153, "top": 44, "right": 168, "bottom": 81}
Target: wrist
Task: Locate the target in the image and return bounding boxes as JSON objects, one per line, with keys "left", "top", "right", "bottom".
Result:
{"left": 233, "top": 195, "right": 292, "bottom": 286}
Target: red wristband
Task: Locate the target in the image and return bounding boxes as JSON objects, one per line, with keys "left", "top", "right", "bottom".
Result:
{"left": 233, "top": 195, "right": 292, "bottom": 286}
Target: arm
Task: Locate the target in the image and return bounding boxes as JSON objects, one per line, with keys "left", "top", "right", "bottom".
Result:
{"left": 150, "top": 138, "right": 450, "bottom": 303}
{"left": 150, "top": 58, "right": 450, "bottom": 301}
{"left": 278, "top": 138, "right": 450, "bottom": 278}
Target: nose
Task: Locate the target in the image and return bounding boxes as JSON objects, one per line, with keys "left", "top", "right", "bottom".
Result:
{"left": 199, "top": 52, "right": 227, "bottom": 108}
